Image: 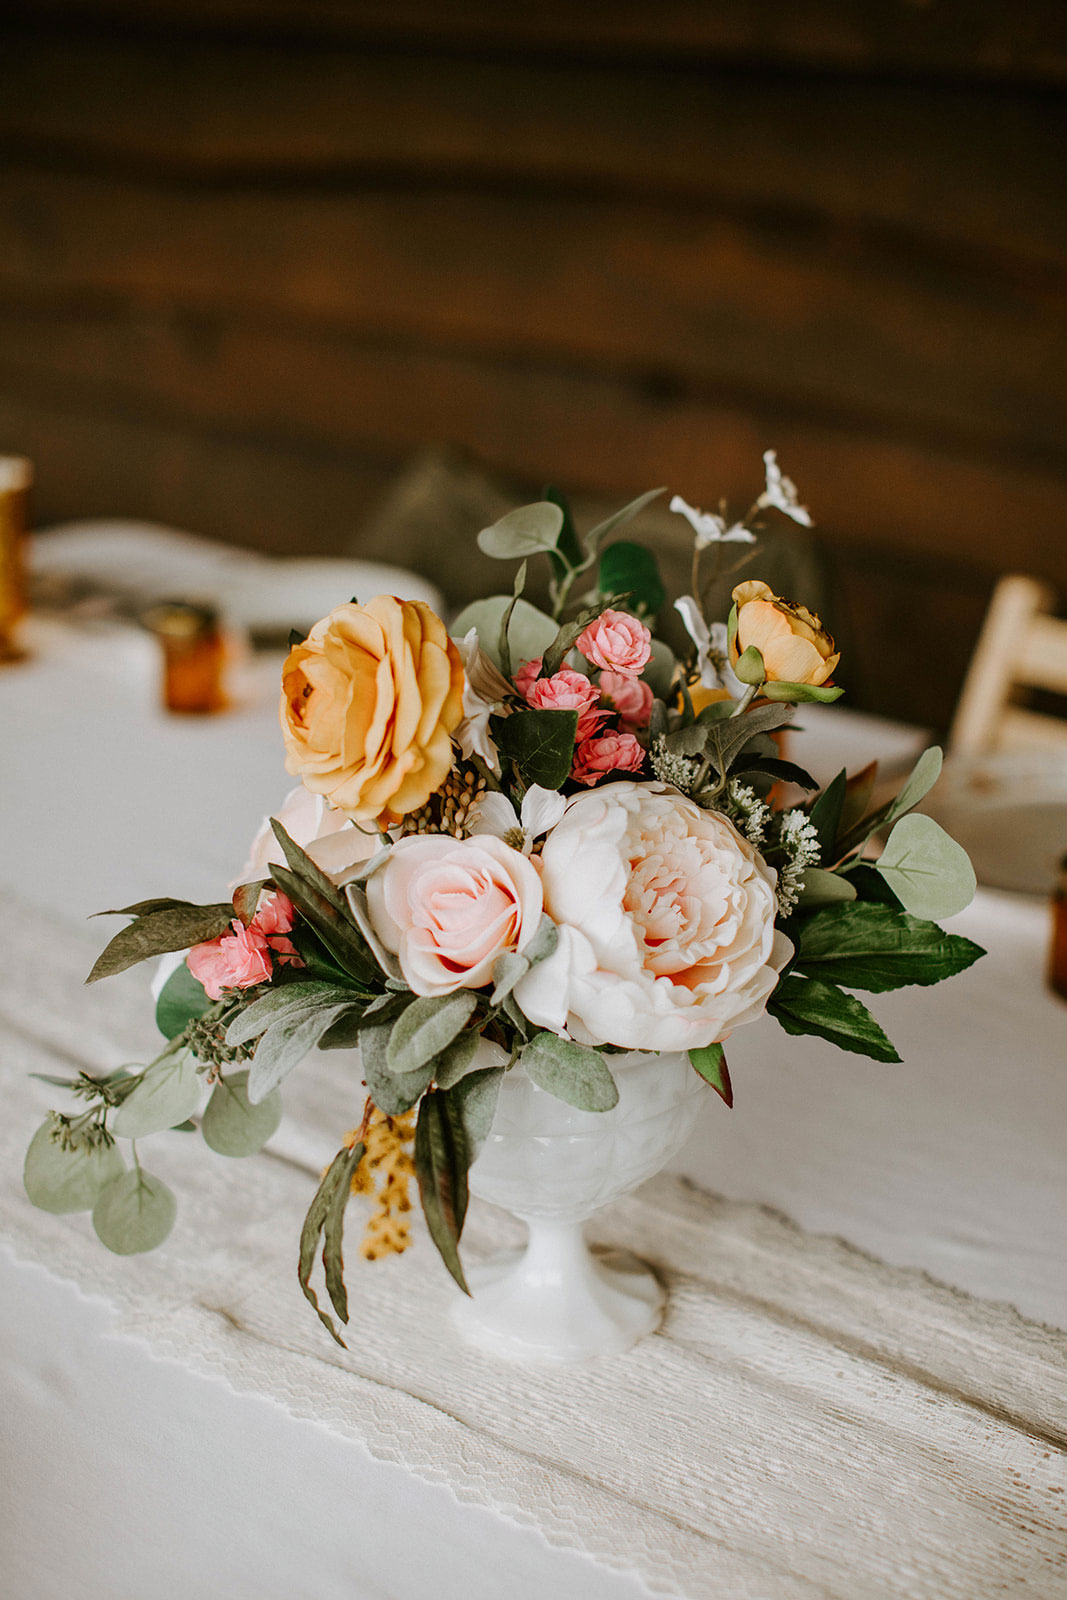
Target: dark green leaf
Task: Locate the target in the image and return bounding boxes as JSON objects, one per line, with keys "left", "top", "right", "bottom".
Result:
{"left": 836, "top": 747, "right": 944, "bottom": 860}
{"left": 519, "top": 1032, "right": 619, "bottom": 1111}
{"left": 497, "top": 558, "right": 528, "bottom": 681}
{"left": 24, "top": 1124, "right": 125, "bottom": 1213}
{"left": 794, "top": 903, "right": 984, "bottom": 992}
{"left": 387, "top": 992, "right": 478, "bottom": 1076}
{"left": 87, "top": 903, "right": 234, "bottom": 983}
{"left": 846, "top": 864, "right": 904, "bottom": 908}
{"left": 689, "top": 1044, "right": 733, "bottom": 1106}
{"left": 299, "top": 1142, "right": 363, "bottom": 1345}
{"left": 768, "top": 974, "right": 901, "bottom": 1063}
{"left": 155, "top": 962, "right": 210, "bottom": 1040}
{"left": 731, "top": 754, "right": 818, "bottom": 790}
{"left": 316, "top": 1009, "right": 365, "bottom": 1051}
{"left": 269, "top": 863, "right": 377, "bottom": 987}
{"left": 269, "top": 819, "right": 347, "bottom": 913}
{"left": 415, "top": 1090, "right": 471, "bottom": 1293}
{"left": 808, "top": 769, "right": 848, "bottom": 863}
{"left": 542, "top": 597, "right": 617, "bottom": 678}
{"left": 699, "top": 702, "right": 794, "bottom": 784}
{"left": 232, "top": 878, "right": 271, "bottom": 926}
{"left": 92, "top": 1168, "right": 177, "bottom": 1254}
{"left": 492, "top": 708, "right": 579, "bottom": 789}
{"left": 597, "top": 541, "right": 666, "bottom": 616}
{"left": 542, "top": 484, "right": 582, "bottom": 575}
{"left": 202, "top": 1070, "right": 282, "bottom": 1156}
{"left": 322, "top": 1141, "right": 362, "bottom": 1325}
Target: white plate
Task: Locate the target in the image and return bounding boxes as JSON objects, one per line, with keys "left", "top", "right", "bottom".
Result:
{"left": 927, "top": 751, "right": 1067, "bottom": 896}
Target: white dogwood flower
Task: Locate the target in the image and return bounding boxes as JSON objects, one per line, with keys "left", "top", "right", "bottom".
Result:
{"left": 755, "top": 451, "right": 812, "bottom": 527}
{"left": 674, "top": 596, "right": 743, "bottom": 695}
{"left": 467, "top": 783, "right": 566, "bottom": 854}
{"left": 669, "top": 494, "right": 755, "bottom": 549}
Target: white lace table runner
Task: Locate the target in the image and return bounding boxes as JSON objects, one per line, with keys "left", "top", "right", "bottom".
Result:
{"left": 2, "top": 900, "right": 1065, "bottom": 1600}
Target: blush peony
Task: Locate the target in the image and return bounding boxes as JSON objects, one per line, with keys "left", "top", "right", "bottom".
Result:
{"left": 514, "top": 782, "right": 791, "bottom": 1052}
{"left": 280, "top": 596, "right": 465, "bottom": 823}
{"left": 366, "top": 833, "right": 543, "bottom": 997}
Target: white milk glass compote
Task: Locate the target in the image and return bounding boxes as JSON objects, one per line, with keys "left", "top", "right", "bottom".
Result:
{"left": 452, "top": 1047, "right": 705, "bottom": 1362}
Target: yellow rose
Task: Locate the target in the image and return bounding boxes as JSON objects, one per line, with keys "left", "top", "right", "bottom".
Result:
{"left": 280, "top": 596, "right": 465, "bottom": 822}
{"left": 730, "top": 580, "right": 840, "bottom": 687}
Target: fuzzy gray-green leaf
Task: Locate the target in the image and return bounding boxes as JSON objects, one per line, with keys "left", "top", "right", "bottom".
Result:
{"left": 519, "top": 1032, "right": 619, "bottom": 1111}
{"left": 387, "top": 992, "right": 478, "bottom": 1076}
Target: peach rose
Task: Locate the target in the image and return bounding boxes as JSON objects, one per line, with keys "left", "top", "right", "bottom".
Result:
{"left": 730, "top": 581, "right": 839, "bottom": 687}
{"left": 598, "top": 670, "right": 653, "bottom": 729}
{"left": 280, "top": 597, "right": 465, "bottom": 823}
{"left": 366, "top": 833, "right": 543, "bottom": 997}
{"left": 576, "top": 609, "right": 652, "bottom": 676}
{"left": 571, "top": 729, "right": 646, "bottom": 786}
{"left": 187, "top": 920, "right": 273, "bottom": 1001}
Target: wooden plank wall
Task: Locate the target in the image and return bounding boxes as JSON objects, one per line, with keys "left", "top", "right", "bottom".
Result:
{"left": 1, "top": 1, "right": 1065, "bottom": 727}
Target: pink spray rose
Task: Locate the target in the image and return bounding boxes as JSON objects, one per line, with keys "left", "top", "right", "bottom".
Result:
{"left": 576, "top": 610, "right": 652, "bottom": 677}
{"left": 571, "top": 729, "right": 646, "bottom": 786}
{"left": 513, "top": 657, "right": 543, "bottom": 700}
{"left": 187, "top": 920, "right": 273, "bottom": 1000}
{"left": 250, "top": 889, "right": 300, "bottom": 964}
{"left": 598, "top": 670, "right": 654, "bottom": 729}
{"left": 366, "top": 833, "right": 543, "bottom": 997}
{"left": 521, "top": 664, "right": 604, "bottom": 740}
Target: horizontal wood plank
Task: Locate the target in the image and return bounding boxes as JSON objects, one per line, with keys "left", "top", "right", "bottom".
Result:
{"left": 3, "top": 301, "right": 1066, "bottom": 586}
{"left": 5, "top": 1, "right": 1067, "bottom": 84}
{"left": 1, "top": 34, "right": 1064, "bottom": 262}
{"left": 1, "top": 168, "right": 1064, "bottom": 462}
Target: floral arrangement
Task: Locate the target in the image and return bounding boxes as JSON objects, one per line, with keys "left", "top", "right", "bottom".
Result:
{"left": 24, "top": 457, "right": 983, "bottom": 1343}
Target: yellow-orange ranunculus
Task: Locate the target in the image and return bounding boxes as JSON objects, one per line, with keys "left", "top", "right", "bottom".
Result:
{"left": 280, "top": 597, "right": 465, "bottom": 822}
{"left": 730, "top": 580, "right": 839, "bottom": 687}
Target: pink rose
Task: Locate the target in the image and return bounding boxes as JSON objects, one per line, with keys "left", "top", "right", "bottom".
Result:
{"left": 576, "top": 610, "right": 651, "bottom": 677}
{"left": 366, "top": 833, "right": 543, "bottom": 997}
{"left": 250, "top": 890, "right": 301, "bottom": 965}
{"left": 187, "top": 920, "right": 273, "bottom": 1000}
{"left": 571, "top": 729, "right": 645, "bottom": 786}
{"left": 523, "top": 665, "right": 604, "bottom": 740}
{"left": 513, "top": 657, "right": 543, "bottom": 699}
{"left": 598, "top": 671, "right": 654, "bottom": 730}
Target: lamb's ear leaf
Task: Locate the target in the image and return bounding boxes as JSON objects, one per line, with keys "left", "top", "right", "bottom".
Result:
{"left": 518, "top": 1032, "right": 619, "bottom": 1111}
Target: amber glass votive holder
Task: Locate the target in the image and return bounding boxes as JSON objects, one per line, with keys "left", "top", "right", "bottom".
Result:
{"left": 0, "top": 456, "right": 32, "bottom": 661}
{"left": 144, "top": 601, "right": 227, "bottom": 714}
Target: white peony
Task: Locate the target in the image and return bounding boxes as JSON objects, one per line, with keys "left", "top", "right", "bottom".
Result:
{"left": 514, "top": 782, "right": 791, "bottom": 1053}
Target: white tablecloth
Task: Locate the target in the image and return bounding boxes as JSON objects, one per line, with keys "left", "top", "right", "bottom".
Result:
{"left": 3, "top": 542, "right": 1066, "bottom": 1598}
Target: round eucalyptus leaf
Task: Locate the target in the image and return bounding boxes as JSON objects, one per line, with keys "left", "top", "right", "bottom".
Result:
{"left": 476, "top": 501, "right": 563, "bottom": 560}
{"left": 92, "top": 1169, "right": 177, "bottom": 1254}
{"left": 450, "top": 596, "right": 558, "bottom": 672}
{"left": 155, "top": 961, "right": 210, "bottom": 1040}
{"left": 111, "top": 1052, "right": 203, "bottom": 1139}
{"left": 201, "top": 1070, "right": 282, "bottom": 1157}
{"left": 23, "top": 1123, "right": 125, "bottom": 1214}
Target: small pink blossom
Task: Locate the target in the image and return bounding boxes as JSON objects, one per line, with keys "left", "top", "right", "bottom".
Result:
{"left": 187, "top": 920, "right": 273, "bottom": 1000}
{"left": 519, "top": 661, "right": 604, "bottom": 740}
{"left": 571, "top": 730, "right": 646, "bottom": 787}
{"left": 598, "top": 671, "right": 654, "bottom": 730}
{"left": 513, "top": 657, "right": 543, "bottom": 699}
{"left": 251, "top": 890, "right": 301, "bottom": 965}
{"left": 576, "top": 610, "right": 652, "bottom": 677}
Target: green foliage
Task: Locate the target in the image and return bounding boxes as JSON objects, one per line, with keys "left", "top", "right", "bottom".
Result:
{"left": 597, "top": 541, "right": 666, "bottom": 616}
{"left": 581, "top": 488, "right": 665, "bottom": 556}
{"left": 450, "top": 1065, "right": 504, "bottom": 1151}
{"left": 689, "top": 1044, "right": 733, "bottom": 1107}
{"left": 769, "top": 974, "right": 901, "bottom": 1063}
{"left": 793, "top": 903, "right": 984, "bottom": 992}
{"left": 761, "top": 680, "right": 844, "bottom": 704}
{"left": 490, "top": 916, "right": 558, "bottom": 1005}
{"left": 201, "top": 1070, "right": 283, "bottom": 1157}
{"left": 807, "top": 769, "right": 847, "bottom": 863}
{"left": 492, "top": 707, "right": 579, "bottom": 789}
{"left": 733, "top": 646, "right": 766, "bottom": 686}
{"left": 542, "top": 484, "right": 583, "bottom": 574}
{"left": 476, "top": 501, "right": 564, "bottom": 560}
{"left": 112, "top": 1050, "right": 203, "bottom": 1138}
{"left": 92, "top": 1168, "right": 177, "bottom": 1254}
{"left": 497, "top": 558, "right": 529, "bottom": 679}
{"left": 358, "top": 1011, "right": 435, "bottom": 1115}
{"left": 430, "top": 1030, "right": 482, "bottom": 1090}
{"left": 87, "top": 901, "right": 234, "bottom": 983}
{"left": 386, "top": 992, "right": 478, "bottom": 1076}
{"left": 875, "top": 814, "right": 976, "bottom": 920}
{"left": 24, "top": 1123, "right": 125, "bottom": 1214}
{"left": 298, "top": 1140, "right": 364, "bottom": 1346}
{"left": 268, "top": 862, "right": 377, "bottom": 990}
{"left": 155, "top": 962, "right": 210, "bottom": 1040}
{"left": 836, "top": 746, "right": 943, "bottom": 859}
{"left": 451, "top": 594, "right": 558, "bottom": 674}
{"left": 519, "top": 1032, "right": 619, "bottom": 1111}
{"left": 795, "top": 867, "right": 857, "bottom": 908}
{"left": 244, "top": 1001, "right": 361, "bottom": 1104}
{"left": 415, "top": 1090, "right": 471, "bottom": 1293}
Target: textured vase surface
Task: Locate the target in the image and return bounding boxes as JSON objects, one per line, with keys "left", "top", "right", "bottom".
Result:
{"left": 453, "top": 1049, "right": 704, "bottom": 1362}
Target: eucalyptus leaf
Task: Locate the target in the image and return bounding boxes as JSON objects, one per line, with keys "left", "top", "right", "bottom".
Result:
{"left": 768, "top": 975, "right": 901, "bottom": 1063}
{"left": 451, "top": 595, "right": 558, "bottom": 674}
{"left": 793, "top": 902, "right": 984, "bottom": 992}
{"left": 92, "top": 1168, "right": 177, "bottom": 1254}
{"left": 24, "top": 1124, "right": 125, "bottom": 1214}
{"left": 477, "top": 501, "right": 563, "bottom": 560}
{"left": 688, "top": 1044, "right": 733, "bottom": 1106}
{"left": 415, "top": 1090, "right": 471, "bottom": 1293}
{"left": 883, "top": 746, "right": 943, "bottom": 829}
{"left": 875, "top": 814, "right": 977, "bottom": 920}
{"left": 155, "top": 962, "right": 210, "bottom": 1040}
{"left": 643, "top": 640, "right": 677, "bottom": 702}
{"left": 491, "top": 707, "right": 578, "bottom": 789}
{"left": 387, "top": 992, "right": 478, "bottom": 1076}
{"left": 795, "top": 867, "right": 858, "bottom": 908}
{"left": 519, "top": 1032, "right": 619, "bottom": 1111}
{"left": 112, "top": 1051, "right": 203, "bottom": 1138}
{"left": 316, "top": 1009, "right": 365, "bottom": 1051}
{"left": 490, "top": 950, "right": 529, "bottom": 1006}
{"left": 87, "top": 903, "right": 234, "bottom": 984}
{"left": 202, "top": 1070, "right": 282, "bottom": 1156}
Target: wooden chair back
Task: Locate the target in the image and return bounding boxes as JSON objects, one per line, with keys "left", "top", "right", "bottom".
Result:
{"left": 949, "top": 575, "right": 1067, "bottom": 756}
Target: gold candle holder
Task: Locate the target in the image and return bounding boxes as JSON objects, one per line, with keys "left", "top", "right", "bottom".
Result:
{"left": 143, "top": 600, "right": 228, "bottom": 715}
{"left": 0, "top": 456, "right": 32, "bottom": 661}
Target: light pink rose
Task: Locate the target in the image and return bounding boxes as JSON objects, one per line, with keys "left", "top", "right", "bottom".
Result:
{"left": 187, "top": 921, "right": 273, "bottom": 1000}
{"left": 523, "top": 665, "right": 603, "bottom": 740}
{"left": 514, "top": 782, "right": 792, "bottom": 1053}
{"left": 366, "top": 833, "right": 543, "bottom": 997}
{"left": 576, "top": 609, "right": 652, "bottom": 676}
{"left": 571, "top": 729, "right": 645, "bottom": 786}
{"left": 598, "top": 671, "right": 654, "bottom": 729}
